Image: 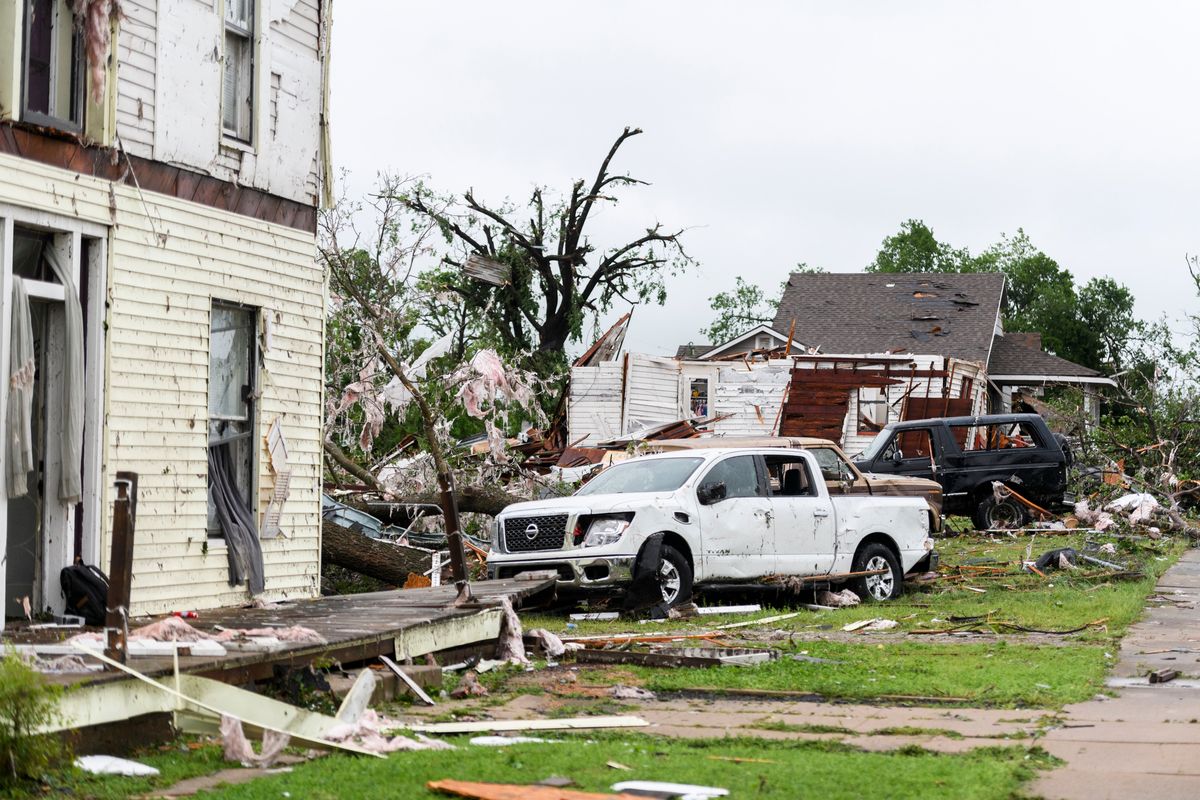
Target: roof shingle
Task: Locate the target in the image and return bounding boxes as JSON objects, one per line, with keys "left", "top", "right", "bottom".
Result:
{"left": 771, "top": 272, "right": 1006, "bottom": 364}
{"left": 987, "top": 333, "right": 1101, "bottom": 378}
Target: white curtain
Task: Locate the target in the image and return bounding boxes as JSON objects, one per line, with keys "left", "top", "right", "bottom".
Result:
{"left": 41, "top": 247, "right": 85, "bottom": 504}
{"left": 6, "top": 277, "right": 35, "bottom": 499}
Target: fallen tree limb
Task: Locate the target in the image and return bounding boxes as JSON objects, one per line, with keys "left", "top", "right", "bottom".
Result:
{"left": 360, "top": 485, "right": 526, "bottom": 520}
{"left": 321, "top": 519, "right": 435, "bottom": 586}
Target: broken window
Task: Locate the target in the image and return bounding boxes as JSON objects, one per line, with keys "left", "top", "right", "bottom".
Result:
{"left": 698, "top": 456, "right": 763, "bottom": 500}
{"left": 689, "top": 378, "right": 709, "bottom": 417}
{"left": 895, "top": 428, "right": 934, "bottom": 460}
{"left": 763, "top": 455, "right": 816, "bottom": 497}
{"left": 222, "top": 0, "right": 254, "bottom": 141}
{"left": 950, "top": 421, "right": 1043, "bottom": 452}
{"left": 857, "top": 386, "right": 889, "bottom": 434}
{"left": 22, "top": 0, "right": 85, "bottom": 130}
{"left": 207, "top": 302, "right": 257, "bottom": 537}
{"left": 808, "top": 447, "right": 856, "bottom": 483}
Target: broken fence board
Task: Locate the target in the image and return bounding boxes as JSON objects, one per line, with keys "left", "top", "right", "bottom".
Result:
{"left": 428, "top": 779, "right": 645, "bottom": 800}
{"left": 407, "top": 716, "right": 649, "bottom": 734}
{"left": 575, "top": 647, "right": 776, "bottom": 669}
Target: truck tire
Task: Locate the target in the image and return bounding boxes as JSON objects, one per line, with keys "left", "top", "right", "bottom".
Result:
{"left": 973, "top": 494, "right": 1027, "bottom": 531}
{"left": 851, "top": 542, "right": 902, "bottom": 602}
{"left": 656, "top": 545, "right": 693, "bottom": 607}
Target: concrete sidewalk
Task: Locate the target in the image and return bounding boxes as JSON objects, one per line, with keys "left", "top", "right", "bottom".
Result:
{"left": 1032, "top": 547, "right": 1200, "bottom": 800}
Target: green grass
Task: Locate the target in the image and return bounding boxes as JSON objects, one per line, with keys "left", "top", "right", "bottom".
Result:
{"left": 630, "top": 639, "right": 1110, "bottom": 707}
{"left": 6, "top": 740, "right": 230, "bottom": 800}
{"left": 173, "top": 734, "right": 1057, "bottom": 800}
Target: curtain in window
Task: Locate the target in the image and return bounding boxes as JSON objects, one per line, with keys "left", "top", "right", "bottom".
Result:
{"left": 42, "top": 246, "right": 84, "bottom": 503}
{"left": 208, "top": 443, "right": 265, "bottom": 595}
{"left": 7, "top": 277, "right": 35, "bottom": 499}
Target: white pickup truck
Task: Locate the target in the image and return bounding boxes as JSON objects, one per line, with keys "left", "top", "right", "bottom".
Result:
{"left": 487, "top": 448, "right": 937, "bottom": 606}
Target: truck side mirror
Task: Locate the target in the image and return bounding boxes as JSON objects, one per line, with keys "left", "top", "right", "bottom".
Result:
{"left": 891, "top": 449, "right": 904, "bottom": 463}
{"left": 698, "top": 482, "right": 727, "bottom": 505}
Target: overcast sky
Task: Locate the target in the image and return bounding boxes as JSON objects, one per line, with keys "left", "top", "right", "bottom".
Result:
{"left": 330, "top": 1, "right": 1199, "bottom": 358}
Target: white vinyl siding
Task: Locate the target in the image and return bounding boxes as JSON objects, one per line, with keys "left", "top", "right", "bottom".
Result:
{"left": 0, "top": 152, "right": 324, "bottom": 615}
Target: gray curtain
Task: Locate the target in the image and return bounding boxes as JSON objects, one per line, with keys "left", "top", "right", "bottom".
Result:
{"left": 41, "top": 247, "right": 85, "bottom": 504}
{"left": 208, "top": 443, "right": 265, "bottom": 595}
{"left": 6, "top": 277, "right": 35, "bottom": 499}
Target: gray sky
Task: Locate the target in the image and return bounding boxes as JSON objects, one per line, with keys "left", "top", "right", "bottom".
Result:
{"left": 330, "top": 1, "right": 1199, "bottom": 358}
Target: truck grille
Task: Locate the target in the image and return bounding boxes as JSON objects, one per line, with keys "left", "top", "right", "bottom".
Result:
{"left": 503, "top": 514, "right": 569, "bottom": 553}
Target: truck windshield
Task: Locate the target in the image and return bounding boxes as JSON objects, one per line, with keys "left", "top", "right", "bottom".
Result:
{"left": 575, "top": 458, "right": 703, "bottom": 496}
{"left": 856, "top": 429, "right": 895, "bottom": 463}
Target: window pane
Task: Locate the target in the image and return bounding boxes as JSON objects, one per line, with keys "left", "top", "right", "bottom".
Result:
{"left": 226, "top": 0, "right": 252, "bottom": 28}
{"left": 24, "top": 0, "right": 54, "bottom": 114}
{"left": 222, "top": 32, "right": 243, "bottom": 133}
{"left": 209, "top": 305, "right": 253, "bottom": 419}
{"left": 699, "top": 456, "right": 761, "bottom": 499}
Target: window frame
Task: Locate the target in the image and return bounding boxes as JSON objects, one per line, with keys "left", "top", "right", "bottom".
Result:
{"left": 762, "top": 454, "right": 818, "bottom": 498}
{"left": 856, "top": 386, "right": 890, "bottom": 435}
{"left": 697, "top": 454, "right": 766, "bottom": 501}
{"left": 207, "top": 300, "right": 260, "bottom": 539}
{"left": 221, "top": 0, "right": 256, "bottom": 143}
{"left": 20, "top": 0, "right": 85, "bottom": 132}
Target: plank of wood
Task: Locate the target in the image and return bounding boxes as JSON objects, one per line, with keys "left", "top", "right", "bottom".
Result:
{"left": 407, "top": 716, "right": 648, "bottom": 734}
{"left": 427, "top": 780, "right": 645, "bottom": 800}
{"left": 380, "top": 655, "right": 436, "bottom": 706}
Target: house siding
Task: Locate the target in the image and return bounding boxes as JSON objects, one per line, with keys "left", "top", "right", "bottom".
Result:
{"left": 0, "top": 152, "right": 324, "bottom": 615}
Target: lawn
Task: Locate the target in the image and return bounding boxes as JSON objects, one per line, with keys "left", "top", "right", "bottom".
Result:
{"left": 74, "top": 736, "right": 1055, "bottom": 800}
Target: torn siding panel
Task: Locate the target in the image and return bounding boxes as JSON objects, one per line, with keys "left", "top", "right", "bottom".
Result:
{"left": 153, "top": 0, "right": 221, "bottom": 168}
{"left": 568, "top": 362, "right": 624, "bottom": 446}
{"left": 0, "top": 152, "right": 324, "bottom": 615}
{"left": 711, "top": 364, "right": 790, "bottom": 437}
{"left": 622, "top": 355, "right": 683, "bottom": 433}
{"left": 259, "top": 43, "right": 321, "bottom": 201}
{"left": 115, "top": 0, "right": 157, "bottom": 157}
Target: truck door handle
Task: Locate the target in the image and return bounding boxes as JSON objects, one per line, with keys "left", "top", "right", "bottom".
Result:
{"left": 813, "top": 508, "right": 830, "bottom": 518}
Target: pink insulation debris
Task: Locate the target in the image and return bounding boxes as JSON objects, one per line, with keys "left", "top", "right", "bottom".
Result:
{"left": 323, "top": 709, "right": 453, "bottom": 754}
{"left": 70, "top": 0, "right": 122, "bottom": 102}
{"left": 220, "top": 715, "right": 290, "bottom": 768}
{"left": 494, "top": 597, "right": 528, "bottom": 664}
{"left": 68, "top": 617, "right": 327, "bottom": 648}
{"left": 212, "top": 626, "right": 327, "bottom": 644}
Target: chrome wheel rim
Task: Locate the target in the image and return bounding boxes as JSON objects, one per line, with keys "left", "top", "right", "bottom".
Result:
{"left": 658, "top": 560, "right": 681, "bottom": 604}
{"left": 863, "top": 555, "right": 895, "bottom": 601}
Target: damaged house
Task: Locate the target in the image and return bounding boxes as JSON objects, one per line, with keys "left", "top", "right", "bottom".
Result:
{"left": 0, "top": 0, "right": 332, "bottom": 625}
{"left": 570, "top": 272, "right": 1112, "bottom": 455}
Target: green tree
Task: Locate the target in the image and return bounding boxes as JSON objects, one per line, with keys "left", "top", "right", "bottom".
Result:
{"left": 701, "top": 264, "right": 822, "bottom": 344}
{"left": 398, "top": 127, "right": 694, "bottom": 380}
{"left": 865, "top": 219, "right": 973, "bottom": 273}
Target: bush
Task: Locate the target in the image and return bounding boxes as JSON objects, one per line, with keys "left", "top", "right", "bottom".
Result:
{"left": 0, "top": 653, "right": 68, "bottom": 787}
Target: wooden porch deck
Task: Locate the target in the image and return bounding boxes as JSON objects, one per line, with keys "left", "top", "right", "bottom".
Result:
{"left": 33, "top": 577, "right": 556, "bottom": 688}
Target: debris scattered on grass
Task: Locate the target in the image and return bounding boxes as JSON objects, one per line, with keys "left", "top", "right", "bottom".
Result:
{"left": 612, "top": 780, "right": 729, "bottom": 799}
{"left": 451, "top": 670, "right": 489, "bottom": 699}
{"left": 220, "top": 714, "right": 291, "bottom": 768}
{"left": 606, "top": 761, "right": 633, "bottom": 771}
{"left": 816, "top": 589, "right": 860, "bottom": 608}
{"left": 842, "top": 618, "right": 898, "bottom": 632}
{"left": 570, "top": 611, "right": 620, "bottom": 621}
{"left": 609, "top": 684, "right": 656, "bottom": 701}
{"left": 496, "top": 597, "right": 528, "bottom": 664}
{"left": 469, "top": 736, "right": 557, "bottom": 746}
{"left": 74, "top": 755, "right": 160, "bottom": 777}
{"left": 1149, "top": 668, "right": 1179, "bottom": 684}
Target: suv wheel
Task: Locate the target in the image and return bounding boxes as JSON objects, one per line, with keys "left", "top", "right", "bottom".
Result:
{"left": 851, "top": 543, "right": 902, "bottom": 602}
{"left": 973, "top": 494, "right": 1027, "bottom": 531}
{"left": 656, "top": 545, "right": 693, "bottom": 607}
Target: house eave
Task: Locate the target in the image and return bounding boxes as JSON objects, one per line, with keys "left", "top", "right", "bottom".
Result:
{"left": 990, "top": 374, "right": 1117, "bottom": 387}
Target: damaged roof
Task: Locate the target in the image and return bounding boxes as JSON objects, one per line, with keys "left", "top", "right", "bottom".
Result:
{"left": 988, "top": 333, "right": 1106, "bottom": 381}
{"left": 675, "top": 343, "right": 715, "bottom": 359}
{"left": 771, "top": 272, "right": 1006, "bottom": 364}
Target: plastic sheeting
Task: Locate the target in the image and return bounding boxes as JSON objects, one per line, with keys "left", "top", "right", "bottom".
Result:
{"left": 6, "top": 277, "right": 34, "bottom": 498}
{"left": 208, "top": 444, "right": 265, "bottom": 595}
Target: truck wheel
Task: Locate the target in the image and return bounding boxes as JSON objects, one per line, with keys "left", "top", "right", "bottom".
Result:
{"left": 851, "top": 543, "right": 902, "bottom": 602}
{"left": 656, "top": 545, "right": 693, "bottom": 607}
{"left": 973, "top": 495, "right": 1027, "bottom": 530}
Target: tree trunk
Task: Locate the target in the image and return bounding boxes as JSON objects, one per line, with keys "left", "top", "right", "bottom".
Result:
{"left": 346, "top": 485, "right": 527, "bottom": 523}
{"left": 321, "top": 520, "right": 436, "bottom": 586}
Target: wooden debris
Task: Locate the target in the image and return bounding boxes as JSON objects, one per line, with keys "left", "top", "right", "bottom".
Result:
{"left": 407, "top": 716, "right": 649, "bottom": 734}
{"left": 380, "top": 655, "right": 436, "bottom": 706}
{"left": 429, "top": 779, "right": 643, "bottom": 799}
{"left": 1149, "top": 668, "right": 1179, "bottom": 684}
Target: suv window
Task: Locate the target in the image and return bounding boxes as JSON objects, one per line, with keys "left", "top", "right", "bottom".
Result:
{"left": 950, "top": 421, "right": 1044, "bottom": 452}
{"left": 698, "top": 455, "right": 763, "bottom": 499}
{"left": 763, "top": 455, "right": 817, "bottom": 497}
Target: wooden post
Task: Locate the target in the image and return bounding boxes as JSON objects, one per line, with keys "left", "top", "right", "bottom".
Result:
{"left": 105, "top": 472, "right": 137, "bottom": 665}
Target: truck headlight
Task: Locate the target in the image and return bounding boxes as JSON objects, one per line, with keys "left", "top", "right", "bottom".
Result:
{"left": 582, "top": 517, "right": 631, "bottom": 547}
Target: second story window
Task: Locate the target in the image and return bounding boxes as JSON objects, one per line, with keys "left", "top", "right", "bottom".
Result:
{"left": 222, "top": 0, "right": 254, "bottom": 142}
{"left": 23, "top": 0, "right": 85, "bottom": 130}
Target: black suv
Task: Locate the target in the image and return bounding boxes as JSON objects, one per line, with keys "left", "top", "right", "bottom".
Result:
{"left": 853, "top": 413, "right": 1071, "bottom": 530}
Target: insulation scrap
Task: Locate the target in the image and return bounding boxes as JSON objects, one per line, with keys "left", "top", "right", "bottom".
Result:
{"left": 451, "top": 670, "right": 489, "bottom": 699}
{"left": 843, "top": 618, "right": 898, "bottom": 632}
{"left": 71, "top": 0, "right": 123, "bottom": 102}
{"left": 816, "top": 589, "right": 860, "bottom": 608}
{"left": 1107, "top": 493, "right": 1160, "bottom": 525}
{"left": 213, "top": 626, "right": 327, "bottom": 644}
{"left": 324, "top": 709, "right": 453, "bottom": 754}
{"left": 220, "top": 714, "right": 291, "bottom": 768}
{"left": 495, "top": 598, "right": 528, "bottom": 664}
{"left": 526, "top": 628, "right": 568, "bottom": 658}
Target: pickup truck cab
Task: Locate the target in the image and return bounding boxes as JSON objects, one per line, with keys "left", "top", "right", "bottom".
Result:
{"left": 487, "top": 448, "right": 937, "bottom": 606}
{"left": 853, "top": 413, "right": 1071, "bottom": 530}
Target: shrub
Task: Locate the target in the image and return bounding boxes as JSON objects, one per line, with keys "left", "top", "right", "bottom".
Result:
{"left": 0, "top": 653, "right": 68, "bottom": 787}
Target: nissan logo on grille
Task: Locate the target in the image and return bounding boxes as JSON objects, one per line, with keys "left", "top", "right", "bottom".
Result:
{"left": 524, "top": 523, "right": 540, "bottom": 541}
{"left": 504, "top": 514, "right": 569, "bottom": 553}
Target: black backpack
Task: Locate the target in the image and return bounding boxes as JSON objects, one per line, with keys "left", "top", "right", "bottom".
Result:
{"left": 60, "top": 564, "right": 110, "bottom": 626}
